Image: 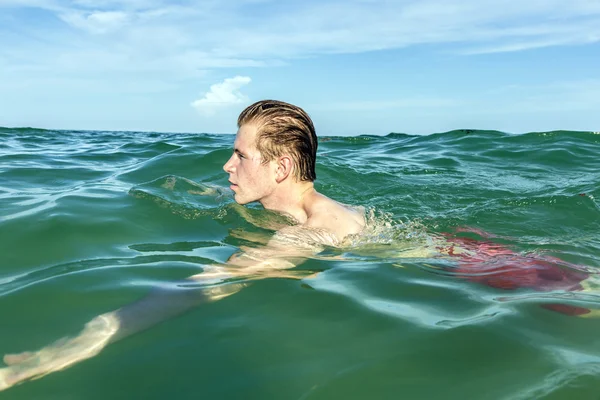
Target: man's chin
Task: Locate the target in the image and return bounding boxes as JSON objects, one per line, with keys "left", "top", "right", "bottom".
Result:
{"left": 233, "top": 194, "right": 250, "bottom": 205}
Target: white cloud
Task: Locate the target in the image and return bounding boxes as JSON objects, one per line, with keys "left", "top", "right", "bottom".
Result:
{"left": 59, "top": 10, "right": 129, "bottom": 34}
{"left": 1, "top": 0, "right": 600, "bottom": 132}
{"left": 191, "top": 76, "right": 252, "bottom": 116}
{"left": 1, "top": 0, "right": 599, "bottom": 83}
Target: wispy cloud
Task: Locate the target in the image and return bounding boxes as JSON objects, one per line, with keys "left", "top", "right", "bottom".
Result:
{"left": 191, "top": 76, "right": 251, "bottom": 116}
{"left": 2, "top": 0, "right": 599, "bottom": 78}
{"left": 59, "top": 10, "right": 129, "bottom": 34}
{"left": 1, "top": 0, "right": 599, "bottom": 131}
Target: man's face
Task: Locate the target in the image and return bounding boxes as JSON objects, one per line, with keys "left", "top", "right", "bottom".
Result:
{"left": 223, "top": 124, "right": 277, "bottom": 205}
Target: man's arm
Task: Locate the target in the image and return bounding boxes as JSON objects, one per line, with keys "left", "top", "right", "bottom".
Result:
{"left": 0, "top": 229, "right": 321, "bottom": 391}
{"left": 192, "top": 227, "right": 322, "bottom": 283}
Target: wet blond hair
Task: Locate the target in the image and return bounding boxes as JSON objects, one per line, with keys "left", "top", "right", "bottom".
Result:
{"left": 237, "top": 100, "right": 318, "bottom": 182}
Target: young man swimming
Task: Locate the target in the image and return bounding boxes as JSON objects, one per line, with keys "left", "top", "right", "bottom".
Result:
{"left": 224, "top": 100, "right": 364, "bottom": 244}
{"left": 0, "top": 100, "right": 365, "bottom": 391}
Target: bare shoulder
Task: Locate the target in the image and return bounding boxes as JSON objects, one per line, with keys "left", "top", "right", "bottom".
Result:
{"left": 304, "top": 193, "right": 365, "bottom": 243}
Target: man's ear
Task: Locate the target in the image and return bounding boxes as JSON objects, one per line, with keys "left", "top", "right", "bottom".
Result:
{"left": 275, "top": 155, "right": 293, "bottom": 183}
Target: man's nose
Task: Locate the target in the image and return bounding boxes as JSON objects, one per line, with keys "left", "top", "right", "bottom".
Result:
{"left": 223, "top": 155, "right": 234, "bottom": 173}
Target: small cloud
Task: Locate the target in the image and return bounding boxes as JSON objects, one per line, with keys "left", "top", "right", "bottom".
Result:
{"left": 60, "top": 11, "right": 129, "bottom": 34}
{"left": 191, "top": 76, "right": 252, "bottom": 116}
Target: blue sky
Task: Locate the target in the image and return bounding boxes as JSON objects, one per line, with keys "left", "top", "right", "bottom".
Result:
{"left": 1, "top": 0, "right": 599, "bottom": 135}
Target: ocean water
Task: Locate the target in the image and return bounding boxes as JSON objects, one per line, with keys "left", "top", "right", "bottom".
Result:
{"left": 1, "top": 127, "right": 599, "bottom": 399}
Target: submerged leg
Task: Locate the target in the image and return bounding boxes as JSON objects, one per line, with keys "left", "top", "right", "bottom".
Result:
{"left": 0, "top": 275, "right": 248, "bottom": 391}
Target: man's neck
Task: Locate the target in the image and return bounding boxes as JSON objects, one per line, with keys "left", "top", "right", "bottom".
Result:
{"left": 259, "top": 181, "right": 316, "bottom": 224}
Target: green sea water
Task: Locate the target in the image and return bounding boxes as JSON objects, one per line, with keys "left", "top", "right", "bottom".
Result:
{"left": 1, "top": 127, "right": 599, "bottom": 399}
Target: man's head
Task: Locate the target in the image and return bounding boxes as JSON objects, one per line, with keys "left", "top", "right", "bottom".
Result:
{"left": 237, "top": 100, "right": 318, "bottom": 182}
{"left": 223, "top": 100, "right": 318, "bottom": 205}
